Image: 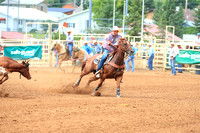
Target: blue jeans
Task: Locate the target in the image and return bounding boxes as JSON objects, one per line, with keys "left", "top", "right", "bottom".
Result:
{"left": 54, "top": 52, "right": 58, "bottom": 67}
{"left": 148, "top": 54, "right": 154, "bottom": 70}
{"left": 177, "top": 64, "right": 183, "bottom": 73}
{"left": 96, "top": 49, "right": 110, "bottom": 71}
{"left": 126, "top": 56, "right": 135, "bottom": 72}
{"left": 67, "top": 43, "right": 73, "bottom": 56}
{"left": 170, "top": 57, "right": 176, "bottom": 75}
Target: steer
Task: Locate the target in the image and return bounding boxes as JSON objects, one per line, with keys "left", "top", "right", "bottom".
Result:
{"left": 0, "top": 57, "right": 31, "bottom": 84}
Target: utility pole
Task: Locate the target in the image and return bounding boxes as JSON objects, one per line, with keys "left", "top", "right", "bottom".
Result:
{"left": 17, "top": 0, "right": 20, "bottom": 32}
{"left": 125, "top": 0, "right": 128, "bottom": 16}
{"left": 81, "top": 0, "right": 83, "bottom": 11}
{"left": 185, "top": 0, "right": 188, "bottom": 12}
{"left": 113, "top": 0, "right": 115, "bottom": 27}
{"left": 89, "top": 0, "right": 92, "bottom": 28}
{"left": 123, "top": 0, "right": 125, "bottom": 35}
{"left": 6, "top": 0, "right": 9, "bottom": 31}
{"left": 141, "top": 0, "right": 145, "bottom": 41}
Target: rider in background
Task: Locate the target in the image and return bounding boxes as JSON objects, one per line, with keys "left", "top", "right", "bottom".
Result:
{"left": 81, "top": 41, "right": 92, "bottom": 60}
{"left": 126, "top": 43, "right": 136, "bottom": 72}
{"left": 147, "top": 44, "right": 155, "bottom": 70}
{"left": 64, "top": 29, "right": 74, "bottom": 57}
{"left": 95, "top": 26, "right": 121, "bottom": 77}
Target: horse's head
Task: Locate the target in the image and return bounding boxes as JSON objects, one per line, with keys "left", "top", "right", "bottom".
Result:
{"left": 21, "top": 60, "right": 31, "bottom": 80}
{"left": 118, "top": 38, "right": 134, "bottom": 56}
{"left": 51, "top": 41, "right": 60, "bottom": 51}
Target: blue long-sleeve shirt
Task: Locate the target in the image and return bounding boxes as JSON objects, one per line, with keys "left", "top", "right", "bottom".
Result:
{"left": 129, "top": 46, "right": 136, "bottom": 57}
{"left": 93, "top": 43, "right": 102, "bottom": 54}
{"left": 148, "top": 47, "right": 155, "bottom": 56}
{"left": 81, "top": 44, "right": 92, "bottom": 54}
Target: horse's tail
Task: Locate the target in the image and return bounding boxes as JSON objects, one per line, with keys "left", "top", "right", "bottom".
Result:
{"left": 81, "top": 61, "right": 86, "bottom": 71}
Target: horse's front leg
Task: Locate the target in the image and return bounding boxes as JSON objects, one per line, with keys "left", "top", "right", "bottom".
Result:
{"left": 0, "top": 73, "right": 8, "bottom": 84}
{"left": 86, "top": 75, "right": 99, "bottom": 87}
{"left": 116, "top": 76, "right": 123, "bottom": 98}
{"left": 91, "top": 78, "right": 105, "bottom": 96}
{"left": 71, "top": 59, "right": 76, "bottom": 73}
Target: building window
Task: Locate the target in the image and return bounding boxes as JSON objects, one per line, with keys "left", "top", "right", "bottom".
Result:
{"left": 0, "top": 20, "right": 6, "bottom": 24}
{"left": 41, "top": 6, "right": 44, "bottom": 11}
{"left": 67, "top": 23, "right": 75, "bottom": 28}
{"left": 26, "top": 6, "right": 30, "bottom": 8}
{"left": 18, "top": 20, "right": 23, "bottom": 25}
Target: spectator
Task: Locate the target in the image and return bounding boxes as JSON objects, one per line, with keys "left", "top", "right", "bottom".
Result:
{"left": 195, "top": 33, "right": 200, "bottom": 45}
{"left": 92, "top": 40, "right": 102, "bottom": 55}
{"left": 81, "top": 41, "right": 92, "bottom": 55}
{"left": 177, "top": 44, "right": 183, "bottom": 73}
{"left": 126, "top": 43, "right": 136, "bottom": 72}
{"left": 169, "top": 44, "right": 179, "bottom": 76}
{"left": 147, "top": 44, "right": 155, "bottom": 70}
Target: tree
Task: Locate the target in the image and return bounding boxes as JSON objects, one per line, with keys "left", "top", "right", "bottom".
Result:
{"left": 145, "top": 0, "right": 155, "bottom": 10}
{"left": 126, "top": 0, "right": 142, "bottom": 36}
{"left": 174, "top": 0, "right": 200, "bottom": 9}
{"left": 153, "top": 0, "right": 186, "bottom": 38}
{"left": 194, "top": 8, "right": 200, "bottom": 32}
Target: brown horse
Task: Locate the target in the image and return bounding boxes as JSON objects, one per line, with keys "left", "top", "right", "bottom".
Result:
{"left": 74, "top": 38, "right": 134, "bottom": 97}
{"left": 51, "top": 41, "right": 87, "bottom": 72}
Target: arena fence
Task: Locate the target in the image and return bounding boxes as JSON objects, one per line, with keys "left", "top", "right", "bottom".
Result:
{"left": 0, "top": 35, "right": 199, "bottom": 74}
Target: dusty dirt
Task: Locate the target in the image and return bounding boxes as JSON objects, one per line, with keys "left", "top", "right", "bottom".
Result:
{"left": 0, "top": 66, "right": 200, "bottom": 133}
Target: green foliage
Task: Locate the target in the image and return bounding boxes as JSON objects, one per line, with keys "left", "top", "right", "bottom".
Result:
{"left": 174, "top": 0, "right": 200, "bottom": 9}
{"left": 145, "top": 0, "right": 155, "bottom": 10}
{"left": 194, "top": 9, "right": 200, "bottom": 32}
{"left": 126, "top": 0, "right": 142, "bottom": 36}
{"left": 153, "top": 0, "right": 186, "bottom": 38}
{"left": 183, "top": 27, "right": 197, "bottom": 34}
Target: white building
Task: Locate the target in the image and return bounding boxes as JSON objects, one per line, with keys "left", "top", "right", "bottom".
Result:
{"left": 59, "top": 9, "right": 97, "bottom": 34}
{"left": 0, "top": 6, "right": 58, "bottom": 32}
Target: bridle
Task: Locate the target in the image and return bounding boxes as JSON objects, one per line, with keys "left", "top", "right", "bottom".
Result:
{"left": 19, "top": 63, "right": 29, "bottom": 79}
{"left": 119, "top": 40, "right": 131, "bottom": 54}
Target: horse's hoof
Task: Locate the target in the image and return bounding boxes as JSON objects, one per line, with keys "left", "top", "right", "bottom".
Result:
{"left": 116, "top": 95, "right": 120, "bottom": 98}
{"left": 72, "top": 84, "right": 78, "bottom": 88}
{"left": 91, "top": 92, "right": 101, "bottom": 96}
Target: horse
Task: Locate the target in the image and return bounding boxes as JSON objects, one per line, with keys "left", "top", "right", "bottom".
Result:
{"left": 74, "top": 38, "right": 134, "bottom": 97}
{"left": 51, "top": 41, "right": 87, "bottom": 72}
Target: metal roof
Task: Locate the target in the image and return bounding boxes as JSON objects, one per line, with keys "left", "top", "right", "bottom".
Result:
{"left": 48, "top": 8, "right": 74, "bottom": 13}
{"left": 0, "top": 6, "right": 58, "bottom": 21}
{"left": 1, "top": 0, "right": 44, "bottom": 5}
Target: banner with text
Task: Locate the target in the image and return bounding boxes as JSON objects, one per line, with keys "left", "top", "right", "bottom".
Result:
{"left": 176, "top": 50, "right": 200, "bottom": 64}
{"left": 4, "top": 45, "right": 42, "bottom": 60}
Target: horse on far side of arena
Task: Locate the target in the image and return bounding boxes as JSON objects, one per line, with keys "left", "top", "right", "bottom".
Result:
{"left": 74, "top": 38, "right": 134, "bottom": 97}
{"left": 51, "top": 41, "right": 88, "bottom": 72}
{"left": 0, "top": 57, "right": 31, "bottom": 84}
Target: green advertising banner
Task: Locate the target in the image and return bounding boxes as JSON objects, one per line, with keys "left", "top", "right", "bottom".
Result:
{"left": 176, "top": 50, "right": 200, "bottom": 64}
{"left": 4, "top": 45, "right": 42, "bottom": 60}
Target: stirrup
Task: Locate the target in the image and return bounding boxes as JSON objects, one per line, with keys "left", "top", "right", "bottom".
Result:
{"left": 95, "top": 70, "right": 100, "bottom": 78}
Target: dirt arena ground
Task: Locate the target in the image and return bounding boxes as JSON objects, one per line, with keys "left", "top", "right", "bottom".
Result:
{"left": 0, "top": 66, "right": 200, "bottom": 133}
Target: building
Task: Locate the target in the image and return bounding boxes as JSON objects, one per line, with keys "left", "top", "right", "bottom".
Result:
{"left": 1, "top": 0, "right": 49, "bottom": 12}
{"left": 144, "top": 24, "right": 182, "bottom": 41}
{"left": 48, "top": 8, "right": 74, "bottom": 16}
{"left": 0, "top": 6, "right": 58, "bottom": 32}
{"left": 59, "top": 9, "right": 97, "bottom": 34}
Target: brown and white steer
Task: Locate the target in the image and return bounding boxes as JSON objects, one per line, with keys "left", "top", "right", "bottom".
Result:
{"left": 0, "top": 57, "right": 31, "bottom": 84}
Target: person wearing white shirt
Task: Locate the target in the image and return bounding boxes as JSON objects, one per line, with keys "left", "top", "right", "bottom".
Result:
{"left": 64, "top": 30, "right": 74, "bottom": 56}
{"left": 169, "top": 44, "right": 179, "bottom": 75}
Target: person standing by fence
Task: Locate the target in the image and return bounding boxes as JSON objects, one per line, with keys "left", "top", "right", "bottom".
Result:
{"left": 177, "top": 44, "right": 183, "bottom": 73}
{"left": 92, "top": 40, "right": 102, "bottom": 55}
{"left": 126, "top": 44, "right": 136, "bottom": 72}
{"left": 170, "top": 44, "right": 179, "bottom": 76}
{"left": 147, "top": 44, "right": 155, "bottom": 70}
{"left": 64, "top": 30, "right": 74, "bottom": 57}
{"left": 195, "top": 33, "right": 200, "bottom": 46}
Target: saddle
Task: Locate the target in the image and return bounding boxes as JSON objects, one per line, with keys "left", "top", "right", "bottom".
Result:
{"left": 94, "top": 53, "right": 114, "bottom": 65}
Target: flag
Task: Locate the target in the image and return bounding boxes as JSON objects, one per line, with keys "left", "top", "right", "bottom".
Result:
{"left": 63, "top": 22, "right": 68, "bottom": 28}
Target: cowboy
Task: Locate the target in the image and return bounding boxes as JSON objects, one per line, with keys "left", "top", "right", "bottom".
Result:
{"left": 147, "top": 44, "right": 155, "bottom": 70}
{"left": 126, "top": 43, "right": 136, "bottom": 72}
{"left": 95, "top": 26, "right": 122, "bottom": 77}
{"left": 64, "top": 29, "right": 74, "bottom": 56}
{"left": 81, "top": 41, "right": 92, "bottom": 61}
{"left": 92, "top": 40, "right": 103, "bottom": 55}
{"left": 170, "top": 44, "right": 179, "bottom": 75}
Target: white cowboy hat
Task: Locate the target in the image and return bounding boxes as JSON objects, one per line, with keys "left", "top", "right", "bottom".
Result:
{"left": 112, "top": 26, "right": 119, "bottom": 31}
{"left": 66, "top": 29, "right": 72, "bottom": 33}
